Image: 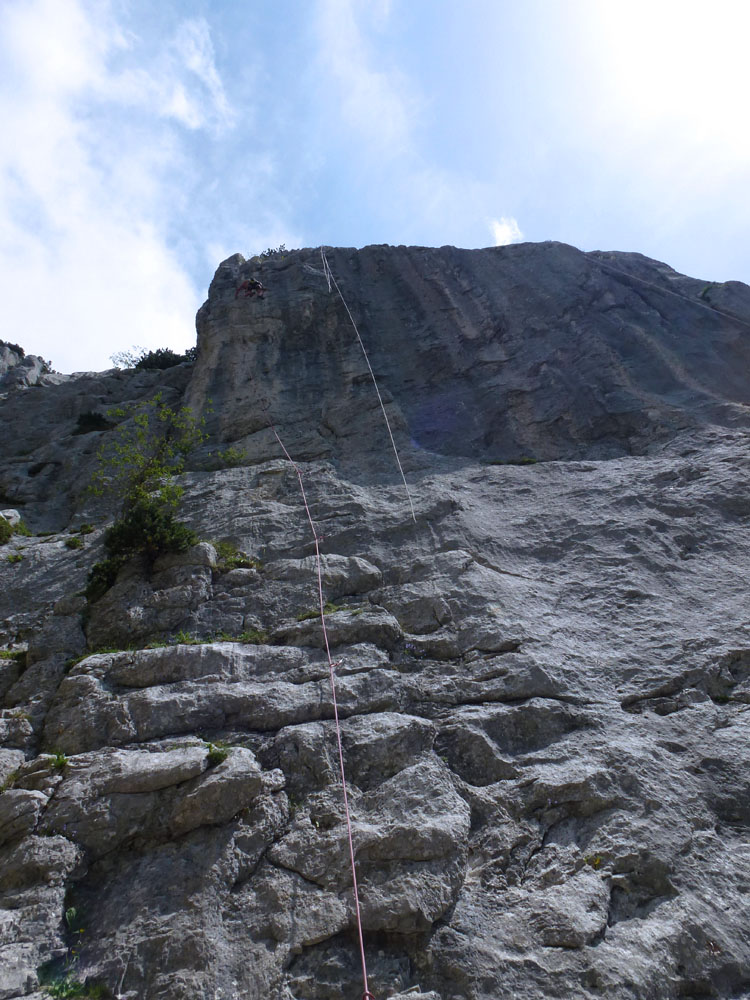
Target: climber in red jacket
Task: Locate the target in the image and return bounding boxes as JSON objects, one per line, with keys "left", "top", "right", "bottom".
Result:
{"left": 235, "top": 277, "right": 265, "bottom": 299}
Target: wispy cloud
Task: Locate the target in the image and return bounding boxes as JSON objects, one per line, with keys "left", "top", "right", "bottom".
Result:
{"left": 314, "top": 0, "right": 417, "bottom": 156}
{"left": 311, "top": 0, "right": 495, "bottom": 246}
{"left": 107, "top": 18, "right": 234, "bottom": 132}
{"left": 0, "top": 0, "right": 232, "bottom": 373}
{"left": 490, "top": 217, "right": 523, "bottom": 246}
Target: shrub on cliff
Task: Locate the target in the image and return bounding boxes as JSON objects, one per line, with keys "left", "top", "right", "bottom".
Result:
{"left": 0, "top": 518, "right": 11, "bottom": 545}
{"left": 0, "top": 339, "right": 25, "bottom": 357}
{"left": 74, "top": 411, "right": 115, "bottom": 435}
{"left": 104, "top": 488, "right": 196, "bottom": 562}
{"left": 85, "top": 394, "right": 204, "bottom": 602}
{"left": 134, "top": 347, "right": 197, "bottom": 370}
{"left": 85, "top": 487, "right": 198, "bottom": 602}
{"left": 88, "top": 392, "right": 205, "bottom": 502}
{"left": 110, "top": 346, "right": 197, "bottom": 370}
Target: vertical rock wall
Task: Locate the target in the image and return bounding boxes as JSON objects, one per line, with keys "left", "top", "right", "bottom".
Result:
{"left": 1, "top": 243, "right": 750, "bottom": 1000}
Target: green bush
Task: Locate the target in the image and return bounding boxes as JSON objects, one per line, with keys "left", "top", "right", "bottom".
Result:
{"left": 484, "top": 456, "right": 538, "bottom": 466}
{"left": 214, "top": 540, "right": 260, "bottom": 571}
{"left": 135, "top": 348, "right": 181, "bottom": 369}
{"left": 206, "top": 742, "right": 229, "bottom": 767}
{"left": 65, "top": 536, "right": 83, "bottom": 550}
{"left": 74, "top": 411, "right": 114, "bottom": 435}
{"left": 103, "top": 490, "right": 197, "bottom": 563}
{"left": 173, "top": 629, "right": 202, "bottom": 645}
{"left": 39, "top": 976, "right": 104, "bottom": 998}
{"left": 85, "top": 394, "right": 204, "bottom": 602}
{"left": 134, "top": 346, "right": 197, "bottom": 369}
{"left": 84, "top": 557, "right": 124, "bottom": 603}
{"left": 89, "top": 393, "right": 205, "bottom": 503}
{"left": 1, "top": 770, "right": 19, "bottom": 792}
{"left": 0, "top": 649, "right": 26, "bottom": 663}
{"left": 111, "top": 346, "right": 197, "bottom": 370}
{"left": 205, "top": 445, "right": 248, "bottom": 469}
{"left": 13, "top": 520, "right": 31, "bottom": 536}
{"left": 0, "top": 519, "right": 10, "bottom": 545}
{"left": 84, "top": 494, "right": 197, "bottom": 602}
{"left": 7, "top": 553, "right": 23, "bottom": 565}
{"left": 235, "top": 628, "right": 268, "bottom": 644}
{"left": 259, "top": 244, "right": 286, "bottom": 258}
{"left": 48, "top": 751, "right": 68, "bottom": 771}
{"left": 296, "top": 601, "right": 348, "bottom": 622}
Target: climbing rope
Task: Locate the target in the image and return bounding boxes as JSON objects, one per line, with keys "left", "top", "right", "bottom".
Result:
{"left": 268, "top": 420, "right": 373, "bottom": 1000}
{"left": 319, "top": 247, "right": 416, "bottom": 523}
{"left": 256, "top": 248, "right": 424, "bottom": 998}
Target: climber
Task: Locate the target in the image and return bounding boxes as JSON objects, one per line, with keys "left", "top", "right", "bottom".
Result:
{"left": 235, "top": 277, "right": 265, "bottom": 299}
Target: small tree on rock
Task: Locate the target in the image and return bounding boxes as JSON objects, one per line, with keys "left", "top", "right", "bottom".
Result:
{"left": 85, "top": 393, "right": 205, "bottom": 602}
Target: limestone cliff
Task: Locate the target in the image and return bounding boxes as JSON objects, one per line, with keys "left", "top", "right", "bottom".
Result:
{"left": 1, "top": 243, "right": 749, "bottom": 1000}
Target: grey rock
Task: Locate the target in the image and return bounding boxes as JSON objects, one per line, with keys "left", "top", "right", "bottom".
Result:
{"left": 37, "top": 745, "right": 271, "bottom": 857}
{"left": 186, "top": 244, "right": 750, "bottom": 474}
{"left": 0, "top": 712, "right": 34, "bottom": 751}
{"left": 41, "top": 643, "right": 400, "bottom": 754}
{"left": 153, "top": 540, "right": 217, "bottom": 571}
{"left": 0, "top": 342, "right": 24, "bottom": 376}
{"left": 0, "top": 750, "right": 24, "bottom": 788}
{"left": 26, "top": 614, "right": 86, "bottom": 665}
{"left": 5, "top": 656, "right": 73, "bottom": 727}
{"left": 265, "top": 554, "right": 382, "bottom": 598}
{"left": 0, "top": 835, "right": 84, "bottom": 999}
{"left": 390, "top": 993, "right": 442, "bottom": 1000}
{"left": 0, "top": 790, "right": 48, "bottom": 847}
{"left": 272, "top": 606, "right": 402, "bottom": 650}
{"left": 2, "top": 243, "right": 750, "bottom": 999}
{"left": 85, "top": 549, "right": 215, "bottom": 649}
{"left": 0, "top": 659, "right": 23, "bottom": 702}
{"left": 168, "top": 747, "right": 268, "bottom": 837}
{"left": 0, "top": 354, "right": 52, "bottom": 392}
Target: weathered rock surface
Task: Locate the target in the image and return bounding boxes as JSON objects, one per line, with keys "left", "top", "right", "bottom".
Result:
{"left": 1, "top": 243, "right": 750, "bottom": 999}
{"left": 186, "top": 243, "right": 750, "bottom": 472}
{"left": 0, "top": 362, "right": 192, "bottom": 532}
{"left": 0, "top": 344, "right": 54, "bottom": 393}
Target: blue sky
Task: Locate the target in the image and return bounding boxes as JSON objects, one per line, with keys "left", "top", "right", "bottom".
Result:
{"left": 1, "top": 0, "right": 748, "bottom": 373}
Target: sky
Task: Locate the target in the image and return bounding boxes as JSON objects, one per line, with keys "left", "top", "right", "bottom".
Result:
{"left": 1, "top": 0, "right": 748, "bottom": 373}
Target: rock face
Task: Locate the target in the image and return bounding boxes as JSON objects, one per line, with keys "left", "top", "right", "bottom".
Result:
{"left": 187, "top": 243, "right": 750, "bottom": 470}
{"left": 0, "top": 342, "right": 66, "bottom": 393}
{"left": 1, "top": 242, "right": 750, "bottom": 1000}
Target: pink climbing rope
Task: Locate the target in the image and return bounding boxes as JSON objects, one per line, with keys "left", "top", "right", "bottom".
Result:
{"left": 269, "top": 422, "right": 373, "bottom": 1000}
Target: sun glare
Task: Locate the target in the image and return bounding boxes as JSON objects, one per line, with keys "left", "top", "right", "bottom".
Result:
{"left": 587, "top": 0, "right": 750, "bottom": 158}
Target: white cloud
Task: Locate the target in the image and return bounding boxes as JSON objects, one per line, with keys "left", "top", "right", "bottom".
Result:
{"left": 106, "top": 19, "right": 234, "bottom": 132}
{"left": 490, "top": 216, "right": 523, "bottom": 246}
{"left": 314, "top": 0, "right": 418, "bottom": 156}
{"left": 0, "top": 0, "right": 232, "bottom": 373}
{"left": 579, "top": 0, "right": 750, "bottom": 186}
{"left": 311, "top": 0, "right": 496, "bottom": 247}
{"left": 173, "top": 20, "right": 232, "bottom": 125}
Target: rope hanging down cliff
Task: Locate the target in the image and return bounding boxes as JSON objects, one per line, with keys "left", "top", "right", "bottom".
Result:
{"left": 319, "top": 247, "right": 416, "bottom": 524}
{"left": 269, "top": 420, "right": 374, "bottom": 1000}
{"left": 257, "top": 248, "right": 420, "bottom": 999}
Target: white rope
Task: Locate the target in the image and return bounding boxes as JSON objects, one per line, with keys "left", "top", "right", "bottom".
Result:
{"left": 319, "top": 247, "right": 416, "bottom": 523}
{"left": 320, "top": 247, "right": 333, "bottom": 292}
